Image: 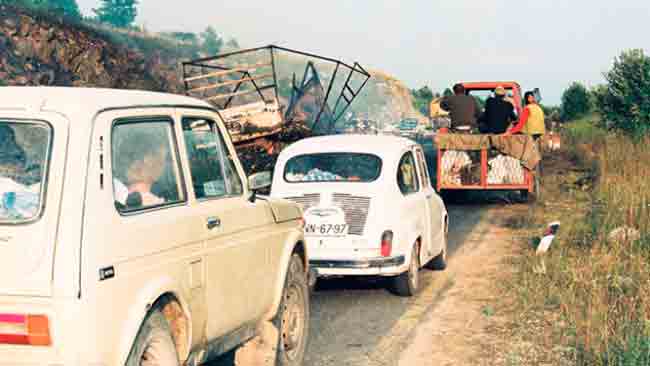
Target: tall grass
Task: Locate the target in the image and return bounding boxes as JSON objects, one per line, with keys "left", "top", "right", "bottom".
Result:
{"left": 508, "top": 116, "right": 650, "bottom": 365}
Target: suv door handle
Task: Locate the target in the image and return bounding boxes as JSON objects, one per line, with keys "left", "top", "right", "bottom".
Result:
{"left": 206, "top": 216, "right": 221, "bottom": 230}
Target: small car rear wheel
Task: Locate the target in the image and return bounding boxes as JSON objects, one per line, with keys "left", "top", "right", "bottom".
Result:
{"left": 126, "top": 310, "right": 180, "bottom": 366}
{"left": 391, "top": 244, "right": 420, "bottom": 297}
{"left": 426, "top": 222, "right": 448, "bottom": 271}
{"left": 274, "top": 253, "right": 310, "bottom": 366}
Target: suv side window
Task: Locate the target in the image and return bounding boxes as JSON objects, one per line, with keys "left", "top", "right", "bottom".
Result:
{"left": 112, "top": 119, "right": 185, "bottom": 212}
{"left": 397, "top": 152, "right": 419, "bottom": 195}
{"left": 182, "top": 117, "right": 243, "bottom": 199}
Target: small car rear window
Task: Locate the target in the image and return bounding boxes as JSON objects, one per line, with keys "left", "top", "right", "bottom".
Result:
{"left": 0, "top": 121, "right": 51, "bottom": 223}
{"left": 284, "top": 153, "right": 382, "bottom": 183}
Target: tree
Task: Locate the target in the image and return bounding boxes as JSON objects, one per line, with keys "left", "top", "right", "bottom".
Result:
{"left": 1, "top": 0, "right": 80, "bottom": 18}
{"left": 49, "top": 0, "right": 81, "bottom": 18}
{"left": 94, "top": 0, "right": 138, "bottom": 28}
{"left": 443, "top": 88, "right": 453, "bottom": 97}
{"left": 596, "top": 49, "right": 650, "bottom": 135}
{"left": 201, "top": 26, "right": 223, "bottom": 55}
{"left": 226, "top": 38, "right": 240, "bottom": 49}
{"left": 560, "top": 82, "right": 591, "bottom": 121}
{"left": 169, "top": 32, "right": 197, "bottom": 43}
{"left": 411, "top": 86, "right": 434, "bottom": 115}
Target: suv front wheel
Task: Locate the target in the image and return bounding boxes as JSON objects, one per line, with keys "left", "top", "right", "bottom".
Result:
{"left": 274, "top": 253, "right": 310, "bottom": 366}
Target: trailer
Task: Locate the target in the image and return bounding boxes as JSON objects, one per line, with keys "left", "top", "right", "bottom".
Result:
{"left": 181, "top": 45, "right": 371, "bottom": 146}
{"left": 430, "top": 81, "right": 543, "bottom": 202}
{"left": 434, "top": 131, "right": 542, "bottom": 202}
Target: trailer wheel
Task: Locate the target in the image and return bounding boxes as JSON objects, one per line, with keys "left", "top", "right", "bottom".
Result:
{"left": 521, "top": 164, "right": 541, "bottom": 203}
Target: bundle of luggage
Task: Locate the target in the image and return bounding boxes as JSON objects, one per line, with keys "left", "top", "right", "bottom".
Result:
{"left": 440, "top": 151, "right": 473, "bottom": 186}
{"left": 486, "top": 154, "right": 525, "bottom": 184}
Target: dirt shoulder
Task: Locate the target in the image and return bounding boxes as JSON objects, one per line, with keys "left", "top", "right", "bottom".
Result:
{"left": 398, "top": 202, "right": 529, "bottom": 366}
{"left": 398, "top": 151, "right": 587, "bottom": 366}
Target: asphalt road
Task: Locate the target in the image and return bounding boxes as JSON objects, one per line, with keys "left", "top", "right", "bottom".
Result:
{"left": 209, "top": 204, "right": 489, "bottom": 366}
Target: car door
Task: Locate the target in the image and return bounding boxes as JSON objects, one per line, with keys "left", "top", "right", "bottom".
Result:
{"left": 175, "top": 110, "right": 278, "bottom": 339}
{"left": 396, "top": 151, "right": 427, "bottom": 258}
{"left": 415, "top": 146, "right": 444, "bottom": 257}
{"left": 83, "top": 110, "right": 208, "bottom": 362}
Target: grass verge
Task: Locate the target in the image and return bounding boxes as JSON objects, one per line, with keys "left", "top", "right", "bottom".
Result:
{"left": 504, "top": 115, "right": 650, "bottom": 365}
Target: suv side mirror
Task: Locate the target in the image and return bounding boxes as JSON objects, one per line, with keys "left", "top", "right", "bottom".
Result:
{"left": 248, "top": 171, "right": 272, "bottom": 192}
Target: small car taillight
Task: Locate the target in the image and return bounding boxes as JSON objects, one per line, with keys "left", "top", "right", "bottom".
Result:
{"left": 380, "top": 231, "right": 393, "bottom": 257}
{"left": 0, "top": 313, "right": 51, "bottom": 346}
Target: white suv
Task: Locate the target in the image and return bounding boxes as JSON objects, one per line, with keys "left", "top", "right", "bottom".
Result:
{"left": 0, "top": 87, "right": 309, "bottom": 366}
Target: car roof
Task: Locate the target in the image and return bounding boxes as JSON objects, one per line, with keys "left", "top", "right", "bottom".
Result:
{"left": 280, "top": 134, "right": 417, "bottom": 158}
{"left": 0, "top": 86, "right": 213, "bottom": 117}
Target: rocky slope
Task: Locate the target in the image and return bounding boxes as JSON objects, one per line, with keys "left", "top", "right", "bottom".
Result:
{"left": 0, "top": 5, "right": 181, "bottom": 91}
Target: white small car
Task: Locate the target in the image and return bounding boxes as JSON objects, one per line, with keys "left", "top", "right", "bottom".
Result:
{"left": 271, "top": 135, "right": 448, "bottom": 296}
{"left": 0, "top": 87, "right": 309, "bottom": 366}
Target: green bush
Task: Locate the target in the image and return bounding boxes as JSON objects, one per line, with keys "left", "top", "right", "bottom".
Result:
{"left": 595, "top": 49, "right": 650, "bottom": 136}
{"left": 561, "top": 82, "right": 592, "bottom": 121}
{"left": 542, "top": 104, "right": 561, "bottom": 121}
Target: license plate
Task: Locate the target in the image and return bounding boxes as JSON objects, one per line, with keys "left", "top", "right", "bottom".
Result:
{"left": 304, "top": 223, "right": 348, "bottom": 237}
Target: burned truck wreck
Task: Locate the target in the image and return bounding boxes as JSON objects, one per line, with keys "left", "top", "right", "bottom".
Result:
{"left": 182, "top": 45, "right": 371, "bottom": 174}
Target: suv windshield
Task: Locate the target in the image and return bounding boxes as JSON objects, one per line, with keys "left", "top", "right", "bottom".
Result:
{"left": 0, "top": 121, "right": 51, "bottom": 222}
{"left": 284, "top": 153, "right": 382, "bottom": 183}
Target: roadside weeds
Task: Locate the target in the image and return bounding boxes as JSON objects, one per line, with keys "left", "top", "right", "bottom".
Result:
{"left": 502, "top": 119, "right": 650, "bottom": 365}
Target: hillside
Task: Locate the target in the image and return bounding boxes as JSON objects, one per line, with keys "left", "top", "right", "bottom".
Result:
{"left": 0, "top": 5, "right": 182, "bottom": 91}
{"left": 354, "top": 69, "right": 426, "bottom": 124}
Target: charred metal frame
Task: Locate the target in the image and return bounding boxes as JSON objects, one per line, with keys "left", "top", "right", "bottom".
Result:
{"left": 182, "top": 45, "right": 371, "bottom": 134}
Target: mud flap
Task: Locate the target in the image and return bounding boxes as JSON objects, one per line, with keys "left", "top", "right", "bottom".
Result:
{"left": 234, "top": 321, "right": 279, "bottom": 366}
{"left": 308, "top": 267, "right": 318, "bottom": 291}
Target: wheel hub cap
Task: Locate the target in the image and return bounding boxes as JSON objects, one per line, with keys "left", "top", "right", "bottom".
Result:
{"left": 281, "top": 285, "right": 304, "bottom": 357}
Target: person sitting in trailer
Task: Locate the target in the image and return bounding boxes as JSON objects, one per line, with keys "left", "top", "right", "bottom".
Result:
{"left": 505, "top": 91, "right": 546, "bottom": 141}
{"left": 480, "top": 85, "right": 518, "bottom": 134}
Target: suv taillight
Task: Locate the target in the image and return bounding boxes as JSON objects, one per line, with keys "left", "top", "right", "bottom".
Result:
{"left": 0, "top": 314, "right": 51, "bottom": 346}
{"left": 381, "top": 231, "right": 393, "bottom": 257}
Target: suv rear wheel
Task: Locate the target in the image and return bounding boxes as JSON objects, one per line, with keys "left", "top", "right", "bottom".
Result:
{"left": 126, "top": 310, "right": 180, "bottom": 366}
{"left": 274, "top": 253, "right": 310, "bottom": 366}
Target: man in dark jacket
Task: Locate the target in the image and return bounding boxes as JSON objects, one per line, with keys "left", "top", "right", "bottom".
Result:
{"left": 440, "top": 84, "right": 481, "bottom": 132}
{"left": 480, "top": 85, "right": 517, "bottom": 134}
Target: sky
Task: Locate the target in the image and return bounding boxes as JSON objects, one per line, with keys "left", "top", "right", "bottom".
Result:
{"left": 77, "top": 0, "right": 650, "bottom": 105}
